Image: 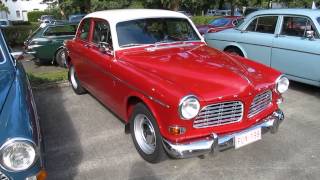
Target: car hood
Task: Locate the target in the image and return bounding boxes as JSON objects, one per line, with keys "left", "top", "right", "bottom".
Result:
{"left": 0, "top": 70, "right": 15, "bottom": 113}
{"left": 119, "top": 44, "right": 274, "bottom": 101}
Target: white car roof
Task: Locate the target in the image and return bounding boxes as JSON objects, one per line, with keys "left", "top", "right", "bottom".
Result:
{"left": 85, "top": 9, "right": 188, "bottom": 24}
{"left": 83, "top": 9, "right": 203, "bottom": 51}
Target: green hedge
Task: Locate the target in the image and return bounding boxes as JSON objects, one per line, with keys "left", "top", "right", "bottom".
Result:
{"left": 27, "top": 11, "right": 47, "bottom": 22}
{"left": 191, "top": 16, "right": 221, "bottom": 25}
{"left": 28, "top": 8, "right": 63, "bottom": 22}
{"left": 2, "top": 24, "right": 39, "bottom": 46}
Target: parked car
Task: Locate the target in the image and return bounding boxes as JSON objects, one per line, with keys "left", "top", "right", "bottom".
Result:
{"left": 0, "top": 19, "right": 10, "bottom": 28}
{"left": 197, "top": 16, "right": 243, "bottom": 35}
{"left": 65, "top": 9, "right": 288, "bottom": 163}
{"left": 24, "top": 22, "right": 78, "bottom": 67}
{"left": 68, "top": 14, "right": 86, "bottom": 23}
{"left": 215, "top": 10, "right": 242, "bottom": 16}
{"left": 206, "top": 9, "right": 217, "bottom": 16}
{"left": 0, "top": 31, "right": 46, "bottom": 179}
{"left": 38, "top": 15, "right": 54, "bottom": 23}
{"left": 205, "top": 9, "right": 320, "bottom": 87}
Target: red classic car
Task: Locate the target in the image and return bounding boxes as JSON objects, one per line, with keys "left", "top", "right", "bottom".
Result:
{"left": 197, "top": 16, "right": 244, "bottom": 35}
{"left": 64, "top": 9, "right": 289, "bottom": 163}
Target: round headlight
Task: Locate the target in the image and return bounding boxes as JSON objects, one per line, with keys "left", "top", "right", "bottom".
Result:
{"left": 179, "top": 95, "right": 201, "bottom": 120}
{"left": 0, "top": 139, "right": 37, "bottom": 171}
{"left": 276, "top": 76, "right": 289, "bottom": 93}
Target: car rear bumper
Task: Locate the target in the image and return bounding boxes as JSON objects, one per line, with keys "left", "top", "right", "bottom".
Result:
{"left": 162, "top": 109, "right": 284, "bottom": 159}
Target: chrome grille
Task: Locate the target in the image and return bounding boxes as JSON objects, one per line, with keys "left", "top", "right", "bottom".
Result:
{"left": 248, "top": 90, "right": 272, "bottom": 118}
{"left": 193, "top": 101, "right": 243, "bottom": 128}
{"left": 0, "top": 171, "right": 9, "bottom": 180}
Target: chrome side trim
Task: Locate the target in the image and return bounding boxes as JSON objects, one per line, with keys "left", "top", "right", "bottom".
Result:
{"left": 163, "top": 109, "right": 284, "bottom": 159}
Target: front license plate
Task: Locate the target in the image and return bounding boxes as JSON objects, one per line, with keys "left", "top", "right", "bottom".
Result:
{"left": 234, "top": 128, "right": 261, "bottom": 149}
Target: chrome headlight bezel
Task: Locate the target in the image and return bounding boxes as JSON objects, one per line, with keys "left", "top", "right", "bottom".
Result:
{"left": 276, "top": 75, "right": 290, "bottom": 94}
{"left": 178, "top": 95, "right": 201, "bottom": 120}
{"left": 0, "top": 138, "right": 38, "bottom": 172}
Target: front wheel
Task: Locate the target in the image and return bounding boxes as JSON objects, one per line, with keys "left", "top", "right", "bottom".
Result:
{"left": 68, "top": 65, "right": 86, "bottom": 95}
{"left": 130, "top": 103, "right": 166, "bottom": 163}
{"left": 55, "top": 49, "right": 67, "bottom": 67}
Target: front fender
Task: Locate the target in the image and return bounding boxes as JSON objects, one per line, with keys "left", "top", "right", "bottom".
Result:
{"left": 0, "top": 62, "right": 44, "bottom": 178}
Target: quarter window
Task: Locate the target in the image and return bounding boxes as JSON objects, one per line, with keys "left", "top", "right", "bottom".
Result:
{"left": 78, "top": 19, "right": 90, "bottom": 41}
{"left": 92, "top": 20, "right": 112, "bottom": 48}
{"left": 246, "top": 16, "right": 278, "bottom": 34}
{"left": 281, "top": 16, "right": 317, "bottom": 38}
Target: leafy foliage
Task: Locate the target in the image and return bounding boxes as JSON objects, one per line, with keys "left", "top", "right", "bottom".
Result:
{"left": 2, "top": 23, "right": 39, "bottom": 46}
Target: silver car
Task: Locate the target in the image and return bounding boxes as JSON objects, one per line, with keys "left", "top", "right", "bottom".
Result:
{"left": 205, "top": 9, "right": 320, "bottom": 87}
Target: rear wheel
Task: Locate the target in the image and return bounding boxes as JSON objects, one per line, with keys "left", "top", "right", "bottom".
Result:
{"left": 130, "top": 103, "right": 166, "bottom": 163}
{"left": 68, "top": 65, "right": 86, "bottom": 95}
{"left": 224, "top": 47, "right": 244, "bottom": 57}
{"left": 55, "top": 48, "right": 67, "bottom": 67}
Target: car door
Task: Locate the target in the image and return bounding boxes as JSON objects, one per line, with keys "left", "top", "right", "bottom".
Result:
{"left": 41, "top": 24, "right": 77, "bottom": 59}
{"left": 71, "top": 18, "right": 92, "bottom": 88}
{"left": 271, "top": 15, "right": 320, "bottom": 84}
{"left": 238, "top": 15, "right": 279, "bottom": 66}
{"left": 83, "top": 19, "right": 115, "bottom": 108}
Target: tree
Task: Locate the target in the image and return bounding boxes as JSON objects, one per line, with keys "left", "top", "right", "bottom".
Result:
{"left": 0, "top": 3, "right": 10, "bottom": 19}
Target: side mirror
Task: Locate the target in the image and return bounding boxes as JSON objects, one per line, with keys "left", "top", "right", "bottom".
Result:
{"left": 11, "top": 52, "right": 24, "bottom": 61}
{"left": 306, "top": 30, "right": 315, "bottom": 40}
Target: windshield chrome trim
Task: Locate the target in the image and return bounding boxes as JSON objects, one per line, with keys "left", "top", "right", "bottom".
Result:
{"left": 0, "top": 31, "right": 8, "bottom": 65}
{"left": 145, "top": 41, "right": 197, "bottom": 51}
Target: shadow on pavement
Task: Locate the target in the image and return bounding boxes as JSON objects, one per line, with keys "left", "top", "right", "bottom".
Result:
{"left": 34, "top": 87, "right": 82, "bottom": 180}
{"left": 289, "top": 81, "right": 320, "bottom": 97}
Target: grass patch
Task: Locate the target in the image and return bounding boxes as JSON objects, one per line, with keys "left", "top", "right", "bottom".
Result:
{"left": 27, "top": 70, "right": 68, "bottom": 87}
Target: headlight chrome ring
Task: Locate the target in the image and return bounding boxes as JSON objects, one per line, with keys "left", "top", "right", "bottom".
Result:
{"left": 0, "top": 138, "right": 38, "bottom": 172}
{"left": 179, "top": 95, "right": 201, "bottom": 120}
{"left": 276, "top": 75, "right": 290, "bottom": 94}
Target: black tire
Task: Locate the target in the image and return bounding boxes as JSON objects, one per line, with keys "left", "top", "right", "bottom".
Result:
{"left": 55, "top": 48, "right": 67, "bottom": 68}
{"left": 130, "top": 103, "right": 167, "bottom": 163}
{"left": 68, "top": 65, "right": 86, "bottom": 95}
{"left": 224, "top": 47, "right": 244, "bottom": 57}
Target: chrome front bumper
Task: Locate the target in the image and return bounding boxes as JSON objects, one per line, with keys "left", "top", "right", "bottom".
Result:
{"left": 162, "top": 109, "right": 285, "bottom": 159}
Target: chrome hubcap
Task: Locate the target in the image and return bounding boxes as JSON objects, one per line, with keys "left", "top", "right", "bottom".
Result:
{"left": 60, "top": 51, "right": 66, "bottom": 65}
{"left": 70, "top": 67, "right": 78, "bottom": 89}
{"left": 134, "top": 114, "right": 156, "bottom": 154}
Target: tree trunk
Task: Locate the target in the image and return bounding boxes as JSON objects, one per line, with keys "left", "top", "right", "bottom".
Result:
{"left": 169, "top": 0, "right": 180, "bottom": 11}
{"left": 219, "top": 0, "right": 224, "bottom": 9}
{"left": 230, "top": 0, "right": 234, "bottom": 16}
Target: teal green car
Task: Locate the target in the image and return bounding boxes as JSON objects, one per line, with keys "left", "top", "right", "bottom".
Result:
{"left": 24, "top": 23, "right": 78, "bottom": 67}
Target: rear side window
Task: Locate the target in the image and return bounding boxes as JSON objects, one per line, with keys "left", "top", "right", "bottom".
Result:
{"left": 78, "top": 19, "right": 90, "bottom": 41}
{"left": 246, "top": 16, "right": 278, "bottom": 34}
{"left": 281, "top": 16, "right": 317, "bottom": 37}
{"left": 43, "top": 25, "right": 77, "bottom": 36}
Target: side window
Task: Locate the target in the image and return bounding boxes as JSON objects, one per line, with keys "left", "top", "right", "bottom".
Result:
{"left": 78, "top": 19, "right": 90, "bottom": 41}
{"left": 246, "top": 16, "right": 278, "bottom": 34}
{"left": 92, "top": 20, "right": 112, "bottom": 49}
{"left": 43, "top": 25, "right": 77, "bottom": 36}
{"left": 281, "top": 16, "right": 317, "bottom": 38}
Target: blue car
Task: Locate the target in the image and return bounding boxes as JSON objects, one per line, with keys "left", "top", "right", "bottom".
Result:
{"left": 205, "top": 9, "right": 320, "bottom": 87}
{"left": 0, "top": 31, "right": 46, "bottom": 179}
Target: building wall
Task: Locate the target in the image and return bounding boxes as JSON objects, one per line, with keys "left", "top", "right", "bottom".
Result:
{"left": 0, "top": 0, "right": 48, "bottom": 21}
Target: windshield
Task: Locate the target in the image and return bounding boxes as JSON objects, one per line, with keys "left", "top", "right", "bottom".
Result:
{"left": 210, "top": 18, "right": 231, "bottom": 27}
{"left": 116, "top": 18, "right": 200, "bottom": 47}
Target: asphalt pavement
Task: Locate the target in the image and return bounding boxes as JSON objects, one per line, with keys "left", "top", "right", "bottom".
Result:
{"left": 34, "top": 82, "right": 320, "bottom": 180}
